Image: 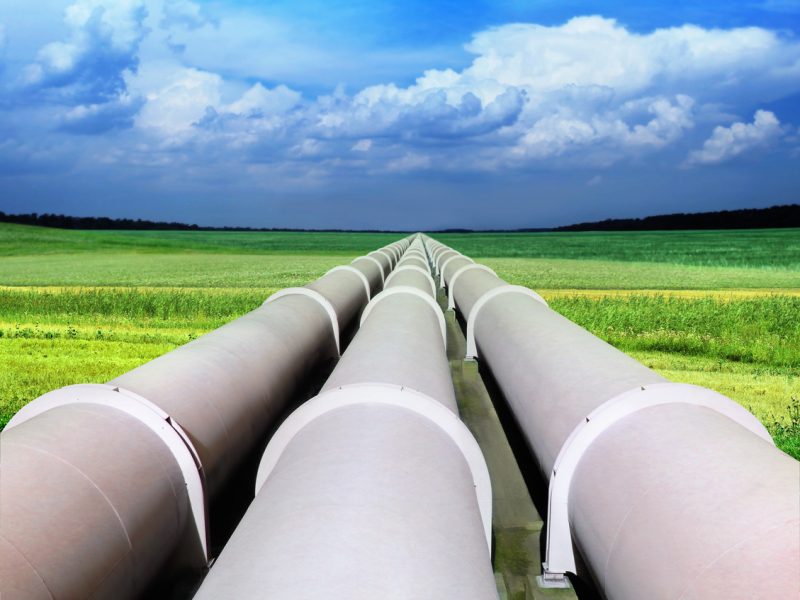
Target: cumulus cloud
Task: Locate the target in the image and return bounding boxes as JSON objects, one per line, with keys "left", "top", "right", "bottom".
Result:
{"left": 160, "top": 0, "right": 218, "bottom": 31}
{"left": 226, "top": 83, "right": 301, "bottom": 117}
{"left": 6, "top": 14, "right": 800, "bottom": 178}
{"left": 686, "top": 110, "right": 783, "bottom": 165}
{"left": 147, "top": 16, "right": 796, "bottom": 174}
{"left": 24, "top": 0, "right": 148, "bottom": 103}
{"left": 136, "top": 67, "right": 222, "bottom": 135}
{"left": 60, "top": 93, "right": 145, "bottom": 134}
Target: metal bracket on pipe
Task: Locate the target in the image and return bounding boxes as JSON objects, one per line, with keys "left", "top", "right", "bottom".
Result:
{"left": 6, "top": 383, "right": 211, "bottom": 567}
{"left": 403, "top": 249, "right": 427, "bottom": 262}
{"left": 359, "top": 286, "right": 447, "bottom": 349}
{"left": 384, "top": 265, "right": 437, "bottom": 299}
{"left": 255, "top": 382, "right": 493, "bottom": 549}
{"left": 465, "top": 285, "right": 548, "bottom": 360}
{"left": 431, "top": 248, "right": 456, "bottom": 276}
{"left": 325, "top": 266, "right": 371, "bottom": 301}
{"left": 265, "top": 288, "right": 340, "bottom": 356}
{"left": 439, "top": 254, "right": 473, "bottom": 288}
{"left": 430, "top": 248, "right": 449, "bottom": 274}
{"left": 385, "top": 246, "right": 401, "bottom": 264}
{"left": 435, "top": 250, "right": 461, "bottom": 278}
{"left": 447, "top": 264, "right": 497, "bottom": 310}
{"left": 397, "top": 256, "right": 429, "bottom": 271}
{"left": 352, "top": 255, "right": 385, "bottom": 285}
{"left": 371, "top": 249, "right": 395, "bottom": 271}
{"left": 540, "top": 383, "right": 775, "bottom": 584}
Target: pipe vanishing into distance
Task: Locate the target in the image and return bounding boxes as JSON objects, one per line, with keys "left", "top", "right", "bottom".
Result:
{"left": 0, "top": 237, "right": 411, "bottom": 600}
{"left": 194, "top": 237, "right": 497, "bottom": 600}
{"left": 424, "top": 235, "right": 800, "bottom": 599}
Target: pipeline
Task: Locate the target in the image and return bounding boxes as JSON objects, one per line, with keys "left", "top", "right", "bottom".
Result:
{"left": 193, "top": 236, "right": 498, "bottom": 599}
{"left": 0, "top": 237, "right": 411, "bottom": 600}
{"left": 423, "top": 235, "right": 800, "bottom": 599}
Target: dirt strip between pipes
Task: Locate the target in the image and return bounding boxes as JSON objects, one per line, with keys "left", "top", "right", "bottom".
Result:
{"left": 436, "top": 286, "right": 579, "bottom": 600}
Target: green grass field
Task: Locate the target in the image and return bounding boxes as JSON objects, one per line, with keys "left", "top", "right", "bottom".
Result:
{"left": 1, "top": 223, "right": 798, "bottom": 458}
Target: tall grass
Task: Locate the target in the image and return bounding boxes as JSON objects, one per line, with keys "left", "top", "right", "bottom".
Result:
{"left": 549, "top": 294, "right": 800, "bottom": 370}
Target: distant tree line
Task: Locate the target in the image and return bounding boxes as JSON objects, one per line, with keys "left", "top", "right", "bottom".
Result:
{"left": 0, "top": 211, "right": 406, "bottom": 233}
{"left": 1, "top": 203, "right": 797, "bottom": 233}
{"left": 555, "top": 204, "right": 799, "bottom": 232}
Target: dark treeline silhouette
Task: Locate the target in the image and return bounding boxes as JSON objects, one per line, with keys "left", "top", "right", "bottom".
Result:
{"left": 1, "top": 204, "right": 797, "bottom": 233}
{"left": 0, "top": 212, "right": 406, "bottom": 233}
{"left": 555, "top": 204, "right": 799, "bottom": 232}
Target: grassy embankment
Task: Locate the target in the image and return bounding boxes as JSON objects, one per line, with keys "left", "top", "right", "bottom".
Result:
{"left": 0, "top": 223, "right": 798, "bottom": 457}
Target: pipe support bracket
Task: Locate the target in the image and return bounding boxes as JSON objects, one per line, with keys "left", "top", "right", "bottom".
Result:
{"left": 359, "top": 286, "right": 447, "bottom": 349}
{"left": 465, "top": 285, "right": 548, "bottom": 359}
{"left": 254, "top": 383, "right": 492, "bottom": 548}
{"left": 385, "top": 265, "right": 437, "bottom": 299}
{"left": 325, "top": 265, "right": 371, "bottom": 301}
{"left": 447, "top": 265, "right": 497, "bottom": 310}
{"left": 352, "top": 255, "right": 386, "bottom": 284}
{"left": 541, "top": 382, "right": 774, "bottom": 583}
{"left": 5, "top": 383, "right": 210, "bottom": 566}
{"left": 264, "top": 288, "right": 340, "bottom": 356}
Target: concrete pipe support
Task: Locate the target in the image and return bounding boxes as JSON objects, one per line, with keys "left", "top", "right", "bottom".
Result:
{"left": 424, "top": 236, "right": 800, "bottom": 599}
{"left": 194, "top": 242, "right": 497, "bottom": 600}
{"left": 0, "top": 237, "right": 411, "bottom": 600}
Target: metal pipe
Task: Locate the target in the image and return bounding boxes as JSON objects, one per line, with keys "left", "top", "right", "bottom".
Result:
{"left": 0, "top": 238, "right": 411, "bottom": 600}
{"left": 425, "top": 235, "right": 800, "bottom": 599}
{"left": 194, "top": 238, "right": 497, "bottom": 599}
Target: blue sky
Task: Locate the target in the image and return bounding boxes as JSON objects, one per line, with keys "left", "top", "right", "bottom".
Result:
{"left": 0, "top": 1, "right": 799, "bottom": 229}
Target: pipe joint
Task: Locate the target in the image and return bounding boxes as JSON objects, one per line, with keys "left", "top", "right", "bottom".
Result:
{"left": 439, "top": 254, "right": 473, "bottom": 288}
{"left": 447, "top": 264, "right": 497, "bottom": 310}
{"left": 352, "top": 255, "right": 386, "bottom": 284}
{"left": 542, "top": 382, "right": 774, "bottom": 580}
{"left": 384, "top": 265, "right": 436, "bottom": 298}
{"left": 264, "top": 287, "right": 341, "bottom": 355}
{"left": 360, "top": 286, "right": 447, "bottom": 349}
{"left": 6, "top": 383, "right": 210, "bottom": 567}
{"left": 324, "top": 265, "right": 371, "bottom": 301}
{"left": 254, "top": 382, "right": 493, "bottom": 548}
{"left": 465, "top": 285, "right": 548, "bottom": 359}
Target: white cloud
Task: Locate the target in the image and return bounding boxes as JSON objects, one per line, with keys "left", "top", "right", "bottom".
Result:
{"left": 136, "top": 67, "right": 221, "bottom": 134}
{"left": 226, "top": 83, "right": 300, "bottom": 116}
{"left": 686, "top": 110, "right": 783, "bottom": 165}
{"left": 14, "top": 12, "right": 800, "bottom": 179}
{"left": 160, "top": 0, "right": 217, "bottom": 31}
{"left": 352, "top": 139, "right": 372, "bottom": 152}
{"left": 24, "top": 0, "right": 148, "bottom": 102}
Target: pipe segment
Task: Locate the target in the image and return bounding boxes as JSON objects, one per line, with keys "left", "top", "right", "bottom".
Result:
{"left": 384, "top": 265, "right": 437, "bottom": 299}
{"left": 351, "top": 255, "right": 386, "bottom": 293}
{"left": 194, "top": 240, "right": 496, "bottom": 600}
{"left": 368, "top": 249, "right": 394, "bottom": 276}
{"left": 396, "top": 254, "right": 429, "bottom": 270}
{"left": 424, "top": 235, "right": 800, "bottom": 599}
{"left": 0, "top": 238, "right": 411, "bottom": 600}
{"left": 434, "top": 249, "right": 460, "bottom": 277}
{"left": 439, "top": 254, "right": 474, "bottom": 288}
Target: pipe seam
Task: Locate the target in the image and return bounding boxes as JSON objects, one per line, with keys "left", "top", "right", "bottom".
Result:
{"left": 541, "top": 382, "right": 774, "bottom": 583}
{"left": 352, "top": 255, "right": 385, "bottom": 284}
{"left": 447, "top": 264, "right": 497, "bottom": 310}
{"left": 253, "top": 382, "right": 492, "bottom": 548}
{"left": 439, "top": 254, "right": 474, "bottom": 288}
{"left": 264, "top": 288, "right": 340, "bottom": 355}
{"left": 359, "top": 286, "right": 447, "bottom": 349}
{"left": 465, "top": 285, "right": 548, "bottom": 359}
{"left": 384, "top": 265, "right": 437, "bottom": 298}
{"left": 5, "top": 383, "right": 209, "bottom": 566}
{"left": 324, "top": 266, "right": 371, "bottom": 301}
